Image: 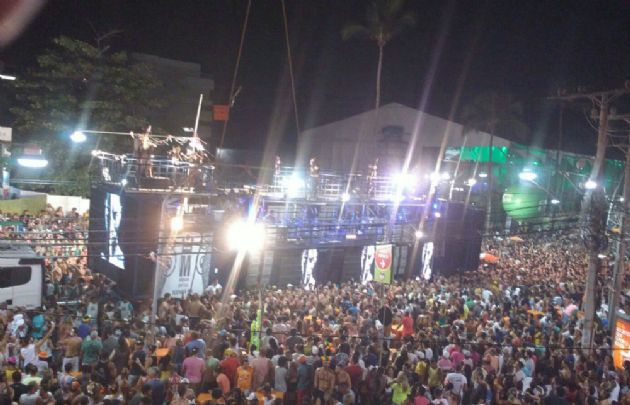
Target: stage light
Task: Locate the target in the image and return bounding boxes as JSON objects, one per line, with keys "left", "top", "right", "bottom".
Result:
{"left": 121, "top": 179, "right": 128, "bottom": 186}
{"left": 621, "top": 197, "right": 625, "bottom": 202}
{"left": 17, "top": 157, "right": 48, "bottom": 168}
{"left": 0, "top": 74, "right": 16, "bottom": 81}
{"left": 585, "top": 179, "right": 597, "bottom": 190}
{"left": 550, "top": 198, "right": 560, "bottom": 205}
{"left": 170, "top": 215, "right": 184, "bottom": 232}
{"left": 393, "top": 173, "right": 417, "bottom": 189}
{"left": 478, "top": 172, "right": 488, "bottom": 178}
{"left": 283, "top": 174, "right": 305, "bottom": 197}
{"left": 182, "top": 127, "right": 194, "bottom": 132}
{"left": 441, "top": 172, "right": 451, "bottom": 181}
{"left": 91, "top": 150, "right": 99, "bottom": 157}
{"left": 341, "top": 192, "right": 351, "bottom": 202}
{"left": 434, "top": 212, "right": 442, "bottom": 218}
{"left": 518, "top": 170, "right": 537, "bottom": 181}
{"left": 598, "top": 254, "right": 607, "bottom": 259}
{"left": 227, "top": 220, "right": 265, "bottom": 252}
{"left": 429, "top": 172, "right": 440, "bottom": 184}
{"left": 467, "top": 178, "right": 477, "bottom": 186}
{"left": 70, "top": 131, "right": 87, "bottom": 143}
{"left": 415, "top": 230, "right": 424, "bottom": 239}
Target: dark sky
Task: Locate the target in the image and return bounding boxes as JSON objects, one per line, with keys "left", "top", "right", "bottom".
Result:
{"left": 2, "top": 0, "right": 630, "bottom": 155}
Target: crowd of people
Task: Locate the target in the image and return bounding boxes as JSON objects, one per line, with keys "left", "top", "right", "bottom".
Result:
{"left": 0, "top": 207, "right": 626, "bottom": 405}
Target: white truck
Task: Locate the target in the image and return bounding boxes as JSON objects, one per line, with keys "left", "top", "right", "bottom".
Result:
{"left": 0, "top": 243, "right": 44, "bottom": 308}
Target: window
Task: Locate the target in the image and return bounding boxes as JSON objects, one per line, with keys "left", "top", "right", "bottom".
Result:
{"left": 0, "top": 267, "right": 31, "bottom": 288}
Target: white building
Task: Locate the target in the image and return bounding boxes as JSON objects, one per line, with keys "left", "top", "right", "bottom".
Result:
{"left": 297, "top": 102, "right": 508, "bottom": 176}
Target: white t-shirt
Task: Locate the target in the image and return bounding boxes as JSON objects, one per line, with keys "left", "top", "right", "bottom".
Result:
{"left": 445, "top": 372, "right": 467, "bottom": 396}
{"left": 20, "top": 343, "right": 37, "bottom": 367}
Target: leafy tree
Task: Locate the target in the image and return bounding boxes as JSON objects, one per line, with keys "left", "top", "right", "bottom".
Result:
{"left": 10, "top": 36, "right": 163, "bottom": 195}
{"left": 342, "top": 0, "right": 415, "bottom": 111}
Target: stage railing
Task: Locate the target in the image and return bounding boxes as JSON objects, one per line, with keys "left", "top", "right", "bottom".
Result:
{"left": 92, "top": 152, "right": 213, "bottom": 191}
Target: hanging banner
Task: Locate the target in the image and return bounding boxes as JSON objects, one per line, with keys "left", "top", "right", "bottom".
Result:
{"left": 613, "top": 316, "right": 630, "bottom": 369}
{"left": 374, "top": 244, "right": 392, "bottom": 284}
{"left": 213, "top": 105, "right": 230, "bottom": 121}
{"left": 157, "top": 232, "right": 212, "bottom": 298}
{"left": 250, "top": 308, "right": 262, "bottom": 351}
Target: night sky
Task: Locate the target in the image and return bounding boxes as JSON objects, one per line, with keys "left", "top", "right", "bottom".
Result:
{"left": 2, "top": 0, "right": 630, "bottom": 156}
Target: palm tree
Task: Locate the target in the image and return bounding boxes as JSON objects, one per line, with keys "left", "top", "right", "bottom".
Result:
{"left": 342, "top": 0, "right": 416, "bottom": 111}
{"left": 460, "top": 92, "right": 529, "bottom": 231}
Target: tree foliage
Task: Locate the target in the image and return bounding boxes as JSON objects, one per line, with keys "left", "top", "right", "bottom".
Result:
{"left": 460, "top": 91, "right": 529, "bottom": 143}
{"left": 10, "top": 36, "right": 163, "bottom": 195}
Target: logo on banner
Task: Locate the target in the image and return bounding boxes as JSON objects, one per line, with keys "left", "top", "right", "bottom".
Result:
{"left": 374, "top": 244, "right": 392, "bottom": 284}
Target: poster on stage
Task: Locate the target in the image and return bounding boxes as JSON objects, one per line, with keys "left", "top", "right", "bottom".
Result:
{"left": 156, "top": 233, "right": 212, "bottom": 298}
{"left": 613, "top": 315, "right": 630, "bottom": 369}
{"left": 374, "top": 244, "right": 392, "bottom": 284}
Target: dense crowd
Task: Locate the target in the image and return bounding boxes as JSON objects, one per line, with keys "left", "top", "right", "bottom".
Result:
{"left": 0, "top": 208, "right": 625, "bottom": 405}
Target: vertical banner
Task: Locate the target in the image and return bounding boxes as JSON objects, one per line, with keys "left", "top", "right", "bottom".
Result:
{"left": 374, "top": 244, "right": 392, "bottom": 284}
{"left": 613, "top": 316, "right": 630, "bottom": 369}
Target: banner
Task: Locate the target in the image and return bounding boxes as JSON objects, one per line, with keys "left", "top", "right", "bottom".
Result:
{"left": 213, "top": 105, "right": 230, "bottom": 121}
{"left": 250, "top": 308, "right": 262, "bottom": 351}
{"left": 613, "top": 316, "right": 630, "bottom": 369}
{"left": 158, "top": 232, "right": 212, "bottom": 298}
{"left": 374, "top": 244, "right": 392, "bottom": 284}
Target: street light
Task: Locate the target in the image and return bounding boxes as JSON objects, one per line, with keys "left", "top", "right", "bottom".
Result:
{"left": 70, "top": 131, "right": 87, "bottom": 143}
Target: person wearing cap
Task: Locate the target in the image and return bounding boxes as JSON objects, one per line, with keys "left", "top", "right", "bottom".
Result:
{"left": 77, "top": 315, "right": 91, "bottom": 339}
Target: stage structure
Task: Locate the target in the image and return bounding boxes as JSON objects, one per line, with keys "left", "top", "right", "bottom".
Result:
{"left": 88, "top": 153, "right": 482, "bottom": 300}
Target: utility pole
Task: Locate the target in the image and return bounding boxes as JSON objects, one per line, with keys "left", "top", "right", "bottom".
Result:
{"left": 551, "top": 87, "right": 630, "bottom": 351}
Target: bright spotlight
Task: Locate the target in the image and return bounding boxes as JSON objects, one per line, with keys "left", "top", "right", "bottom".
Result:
{"left": 283, "top": 174, "right": 305, "bottom": 197}
{"left": 478, "top": 172, "right": 488, "bottom": 178}
{"left": 551, "top": 198, "right": 560, "bottom": 205}
{"left": 70, "top": 131, "right": 87, "bottom": 143}
{"left": 598, "top": 254, "right": 607, "bottom": 259}
{"left": 585, "top": 179, "right": 597, "bottom": 190}
{"left": 467, "top": 178, "right": 477, "bottom": 186}
{"left": 0, "top": 74, "right": 16, "bottom": 81}
{"left": 182, "top": 127, "right": 194, "bottom": 133}
{"left": 227, "top": 220, "right": 265, "bottom": 252}
{"left": 341, "top": 192, "right": 351, "bottom": 202}
{"left": 121, "top": 178, "right": 128, "bottom": 186}
{"left": 434, "top": 212, "right": 442, "bottom": 218}
{"left": 429, "top": 172, "right": 440, "bottom": 184}
{"left": 91, "top": 150, "right": 99, "bottom": 157}
{"left": 170, "top": 216, "right": 184, "bottom": 232}
{"left": 394, "top": 173, "right": 417, "bottom": 189}
{"left": 17, "top": 157, "right": 48, "bottom": 168}
{"left": 414, "top": 230, "right": 424, "bottom": 239}
{"left": 518, "top": 170, "right": 537, "bottom": 181}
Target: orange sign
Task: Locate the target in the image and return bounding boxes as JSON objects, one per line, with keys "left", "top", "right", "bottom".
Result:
{"left": 213, "top": 105, "right": 230, "bottom": 121}
{"left": 613, "top": 317, "right": 630, "bottom": 369}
